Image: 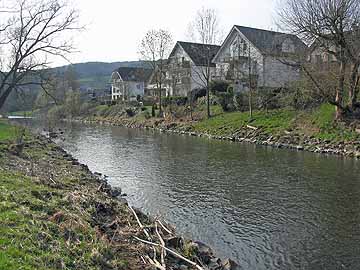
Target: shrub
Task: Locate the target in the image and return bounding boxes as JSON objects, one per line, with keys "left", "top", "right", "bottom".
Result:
{"left": 234, "top": 92, "right": 249, "bottom": 112}
{"left": 217, "top": 92, "right": 235, "bottom": 112}
{"left": 163, "top": 96, "right": 188, "bottom": 107}
{"left": 256, "top": 88, "right": 282, "bottom": 111}
{"left": 210, "top": 80, "right": 230, "bottom": 93}
{"left": 151, "top": 104, "right": 156, "bottom": 117}
{"left": 125, "top": 108, "right": 136, "bottom": 117}
{"left": 143, "top": 110, "right": 151, "bottom": 119}
{"left": 188, "top": 88, "right": 206, "bottom": 102}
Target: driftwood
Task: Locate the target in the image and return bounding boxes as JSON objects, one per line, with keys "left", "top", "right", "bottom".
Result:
{"left": 157, "top": 220, "right": 172, "bottom": 235}
{"left": 128, "top": 205, "right": 151, "bottom": 240}
{"left": 145, "top": 255, "right": 166, "bottom": 270}
{"left": 128, "top": 205, "right": 158, "bottom": 266}
{"left": 155, "top": 222, "right": 166, "bottom": 267}
{"left": 246, "top": 125, "right": 258, "bottom": 130}
{"left": 134, "top": 236, "right": 205, "bottom": 270}
{"left": 128, "top": 205, "right": 203, "bottom": 270}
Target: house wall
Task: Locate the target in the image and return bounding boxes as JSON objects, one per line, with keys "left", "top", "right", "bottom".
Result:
{"left": 214, "top": 28, "right": 302, "bottom": 90}
{"left": 309, "top": 46, "right": 338, "bottom": 64}
{"left": 111, "top": 76, "right": 122, "bottom": 101}
{"left": 213, "top": 29, "right": 265, "bottom": 92}
{"left": 190, "top": 65, "right": 216, "bottom": 90}
{"left": 263, "top": 56, "right": 301, "bottom": 88}
{"left": 111, "top": 73, "right": 145, "bottom": 101}
{"left": 167, "top": 45, "right": 193, "bottom": 97}
{"left": 167, "top": 44, "right": 216, "bottom": 97}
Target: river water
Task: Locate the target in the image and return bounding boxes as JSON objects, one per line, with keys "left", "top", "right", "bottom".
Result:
{"left": 25, "top": 120, "right": 360, "bottom": 269}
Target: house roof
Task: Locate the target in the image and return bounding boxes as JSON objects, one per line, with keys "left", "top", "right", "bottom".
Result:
{"left": 234, "top": 25, "right": 307, "bottom": 55}
{"left": 113, "top": 67, "right": 153, "bottom": 82}
{"left": 309, "top": 28, "right": 360, "bottom": 54}
{"left": 170, "top": 41, "right": 221, "bottom": 67}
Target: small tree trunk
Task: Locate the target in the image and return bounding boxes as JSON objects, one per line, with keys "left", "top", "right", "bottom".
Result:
{"left": 249, "top": 87, "right": 253, "bottom": 119}
{"left": 190, "top": 94, "right": 193, "bottom": 120}
{"left": 159, "top": 82, "right": 162, "bottom": 117}
{"left": 335, "top": 58, "right": 346, "bottom": 119}
{"left": 348, "top": 62, "right": 360, "bottom": 111}
{"left": 207, "top": 85, "right": 210, "bottom": 118}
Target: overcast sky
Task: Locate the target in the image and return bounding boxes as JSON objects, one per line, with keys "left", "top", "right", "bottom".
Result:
{"left": 64, "top": 0, "right": 278, "bottom": 67}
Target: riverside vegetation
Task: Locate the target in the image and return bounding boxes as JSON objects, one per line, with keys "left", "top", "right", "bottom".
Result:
{"left": 0, "top": 119, "right": 239, "bottom": 270}
{"left": 51, "top": 97, "right": 360, "bottom": 159}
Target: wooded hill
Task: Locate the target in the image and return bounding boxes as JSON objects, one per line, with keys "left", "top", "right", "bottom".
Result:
{"left": 2, "top": 61, "right": 148, "bottom": 113}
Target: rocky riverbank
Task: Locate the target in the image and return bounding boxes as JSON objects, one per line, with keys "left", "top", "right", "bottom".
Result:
{"left": 77, "top": 115, "right": 360, "bottom": 159}
{"left": 0, "top": 122, "right": 239, "bottom": 270}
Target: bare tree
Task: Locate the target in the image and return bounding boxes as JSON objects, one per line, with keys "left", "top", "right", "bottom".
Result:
{"left": 277, "top": 0, "right": 360, "bottom": 118}
{"left": 139, "top": 29, "right": 173, "bottom": 116}
{"left": 187, "top": 7, "right": 222, "bottom": 45}
{"left": 0, "top": 0, "right": 81, "bottom": 110}
{"left": 188, "top": 7, "right": 222, "bottom": 118}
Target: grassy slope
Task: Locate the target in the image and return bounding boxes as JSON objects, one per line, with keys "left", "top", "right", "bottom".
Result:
{"left": 87, "top": 102, "right": 359, "bottom": 142}
{"left": 192, "top": 104, "right": 360, "bottom": 141}
{"left": 0, "top": 121, "right": 143, "bottom": 270}
{"left": 0, "top": 121, "right": 18, "bottom": 141}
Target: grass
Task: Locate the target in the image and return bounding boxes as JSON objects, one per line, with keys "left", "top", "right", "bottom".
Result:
{"left": 0, "top": 120, "right": 18, "bottom": 141}
{"left": 194, "top": 108, "right": 297, "bottom": 136}
{"left": 85, "top": 99, "right": 360, "bottom": 142}
{"left": 0, "top": 170, "right": 107, "bottom": 270}
{"left": 308, "top": 104, "right": 360, "bottom": 141}
{"left": 0, "top": 123, "right": 135, "bottom": 269}
{"left": 192, "top": 104, "right": 360, "bottom": 142}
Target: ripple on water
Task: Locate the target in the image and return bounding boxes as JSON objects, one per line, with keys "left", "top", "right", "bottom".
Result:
{"left": 24, "top": 120, "right": 360, "bottom": 270}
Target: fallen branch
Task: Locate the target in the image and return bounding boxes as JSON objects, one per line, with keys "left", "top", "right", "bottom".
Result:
{"left": 134, "top": 236, "right": 204, "bottom": 270}
{"left": 128, "top": 205, "right": 151, "bottom": 240}
{"left": 145, "top": 255, "right": 166, "bottom": 270}
{"left": 246, "top": 125, "right": 258, "bottom": 130}
{"left": 157, "top": 220, "right": 172, "bottom": 235}
{"left": 155, "top": 222, "right": 166, "bottom": 268}
{"left": 128, "top": 205, "right": 157, "bottom": 262}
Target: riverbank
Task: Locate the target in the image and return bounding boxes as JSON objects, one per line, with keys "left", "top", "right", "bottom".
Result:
{"left": 0, "top": 120, "right": 238, "bottom": 270}
{"left": 77, "top": 104, "right": 360, "bottom": 159}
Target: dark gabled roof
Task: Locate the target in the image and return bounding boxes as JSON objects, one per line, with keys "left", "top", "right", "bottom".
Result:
{"left": 171, "top": 41, "right": 221, "bottom": 67}
{"left": 234, "top": 25, "right": 307, "bottom": 55}
{"left": 113, "top": 67, "right": 153, "bottom": 82}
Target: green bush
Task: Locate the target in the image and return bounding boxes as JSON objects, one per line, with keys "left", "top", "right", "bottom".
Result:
{"left": 216, "top": 92, "right": 235, "bottom": 112}
{"left": 234, "top": 92, "right": 249, "bottom": 112}
{"left": 143, "top": 110, "right": 151, "bottom": 119}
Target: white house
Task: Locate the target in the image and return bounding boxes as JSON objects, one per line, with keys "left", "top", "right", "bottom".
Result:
{"left": 212, "top": 25, "right": 307, "bottom": 92}
{"left": 111, "top": 67, "right": 153, "bottom": 101}
{"left": 166, "top": 41, "right": 220, "bottom": 96}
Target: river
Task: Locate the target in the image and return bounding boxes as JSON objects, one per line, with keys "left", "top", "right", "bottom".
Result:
{"left": 23, "top": 120, "right": 360, "bottom": 269}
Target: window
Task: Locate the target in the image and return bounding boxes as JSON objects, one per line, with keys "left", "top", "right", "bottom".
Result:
{"left": 230, "top": 39, "right": 239, "bottom": 57}
{"left": 243, "top": 42, "right": 247, "bottom": 52}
